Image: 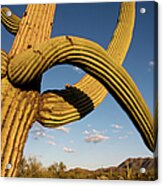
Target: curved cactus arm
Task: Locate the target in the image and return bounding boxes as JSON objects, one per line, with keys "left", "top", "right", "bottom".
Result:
{"left": 37, "top": 75, "right": 107, "bottom": 126}
{"left": 1, "top": 49, "right": 9, "bottom": 78}
{"left": 6, "top": 2, "right": 135, "bottom": 127}
{"left": 8, "top": 36, "right": 154, "bottom": 152}
{"left": 37, "top": 2, "right": 135, "bottom": 126}
{"left": 107, "top": 2, "right": 135, "bottom": 65}
{"left": 1, "top": 7, "right": 21, "bottom": 35}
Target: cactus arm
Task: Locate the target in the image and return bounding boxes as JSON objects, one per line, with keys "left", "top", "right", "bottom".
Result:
{"left": 37, "top": 2, "right": 135, "bottom": 126}
{"left": 1, "top": 49, "right": 9, "bottom": 78}
{"left": 107, "top": 2, "right": 135, "bottom": 65}
{"left": 1, "top": 7, "right": 21, "bottom": 35}
{"left": 6, "top": 2, "right": 135, "bottom": 126}
{"left": 8, "top": 36, "right": 154, "bottom": 152}
{"left": 37, "top": 75, "right": 107, "bottom": 126}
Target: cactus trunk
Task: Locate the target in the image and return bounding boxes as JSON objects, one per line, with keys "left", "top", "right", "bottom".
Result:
{"left": 1, "top": 4, "right": 56, "bottom": 177}
{"left": 1, "top": 78, "right": 39, "bottom": 176}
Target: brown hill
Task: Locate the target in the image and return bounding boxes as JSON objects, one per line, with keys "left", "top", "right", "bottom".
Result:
{"left": 18, "top": 156, "right": 158, "bottom": 180}
{"left": 65, "top": 157, "right": 158, "bottom": 180}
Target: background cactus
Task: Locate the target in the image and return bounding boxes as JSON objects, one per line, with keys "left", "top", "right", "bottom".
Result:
{"left": 1, "top": 2, "right": 155, "bottom": 177}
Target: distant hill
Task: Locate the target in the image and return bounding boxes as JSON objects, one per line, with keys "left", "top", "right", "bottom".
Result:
{"left": 65, "top": 157, "right": 158, "bottom": 180}
{"left": 118, "top": 157, "right": 156, "bottom": 170}
{"left": 18, "top": 156, "right": 158, "bottom": 180}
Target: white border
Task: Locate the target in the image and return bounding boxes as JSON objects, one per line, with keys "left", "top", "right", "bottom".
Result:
{"left": 0, "top": 0, "right": 162, "bottom": 185}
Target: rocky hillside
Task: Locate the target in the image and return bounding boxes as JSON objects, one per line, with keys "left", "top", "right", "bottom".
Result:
{"left": 65, "top": 157, "right": 158, "bottom": 180}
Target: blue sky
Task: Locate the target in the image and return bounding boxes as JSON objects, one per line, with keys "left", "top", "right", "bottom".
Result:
{"left": 1, "top": 2, "right": 157, "bottom": 170}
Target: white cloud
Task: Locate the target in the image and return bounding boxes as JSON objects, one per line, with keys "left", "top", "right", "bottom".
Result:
{"left": 46, "top": 135, "right": 55, "bottom": 140}
{"left": 73, "top": 66, "right": 84, "bottom": 74}
{"left": 82, "top": 130, "right": 90, "bottom": 135}
{"left": 31, "top": 124, "right": 56, "bottom": 142}
{"left": 149, "top": 60, "right": 155, "bottom": 67}
{"left": 47, "top": 140, "right": 56, "bottom": 146}
{"left": 83, "top": 129, "right": 103, "bottom": 136}
{"left": 82, "top": 128, "right": 109, "bottom": 143}
{"left": 118, "top": 135, "right": 128, "bottom": 140}
{"left": 31, "top": 123, "right": 46, "bottom": 138}
{"left": 36, "top": 131, "right": 46, "bottom": 137}
{"left": 31, "top": 129, "right": 46, "bottom": 139}
{"left": 148, "top": 60, "right": 155, "bottom": 72}
{"left": 55, "top": 126, "right": 70, "bottom": 133}
{"left": 92, "top": 129, "right": 101, "bottom": 134}
{"left": 111, "top": 124, "right": 123, "bottom": 129}
{"left": 63, "top": 147, "right": 75, "bottom": 153}
{"left": 85, "top": 134, "right": 110, "bottom": 143}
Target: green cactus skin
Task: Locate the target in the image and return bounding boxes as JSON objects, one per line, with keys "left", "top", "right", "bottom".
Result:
{"left": 1, "top": 2, "right": 155, "bottom": 178}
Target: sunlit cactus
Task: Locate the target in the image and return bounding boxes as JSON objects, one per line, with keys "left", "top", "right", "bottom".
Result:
{"left": 1, "top": 49, "right": 9, "bottom": 78}
{"left": 1, "top": 2, "right": 155, "bottom": 177}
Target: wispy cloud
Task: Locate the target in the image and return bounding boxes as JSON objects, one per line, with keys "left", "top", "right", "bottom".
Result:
{"left": 85, "top": 134, "right": 110, "bottom": 143}
{"left": 72, "top": 66, "right": 84, "bottom": 74}
{"left": 47, "top": 140, "right": 56, "bottom": 146}
{"left": 92, "top": 129, "right": 101, "bottom": 134}
{"left": 55, "top": 126, "right": 70, "bottom": 134}
{"left": 31, "top": 129, "right": 46, "bottom": 140}
{"left": 83, "top": 129, "right": 103, "bottom": 136}
{"left": 31, "top": 124, "right": 55, "bottom": 142}
{"left": 149, "top": 60, "right": 155, "bottom": 67}
{"left": 82, "top": 130, "right": 90, "bottom": 135}
{"left": 83, "top": 128, "right": 109, "bottom": 143}
{"left": 31, "top": 123, "right": 46, "bottom": 139}
{"left": 148, "top": 60, "right": 155, "bottom": 72}
{"left": 46, "top": 135, "right": 55, "bottom": 140}
{"left": 63, "top": 147, "right": 75, "bottom": 153}
{"left": 35, "top": 131, "right": 46, "bottom": 137}
{"left": 111, "top": 124, "right": 123, "bottom": 129}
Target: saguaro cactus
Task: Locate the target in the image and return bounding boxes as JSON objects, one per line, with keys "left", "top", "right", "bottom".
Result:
{"left": 1, "top": 2, "right": 155, "bottom": 177}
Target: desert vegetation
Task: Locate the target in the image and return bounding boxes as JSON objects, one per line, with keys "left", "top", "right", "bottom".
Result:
{"left": 18, "top": 156, "right": 157, "bottom": 180}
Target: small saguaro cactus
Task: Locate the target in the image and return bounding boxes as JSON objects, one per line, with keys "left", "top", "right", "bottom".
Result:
{"left": 1, "top": 2, "right": 155, "bottom": 177}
